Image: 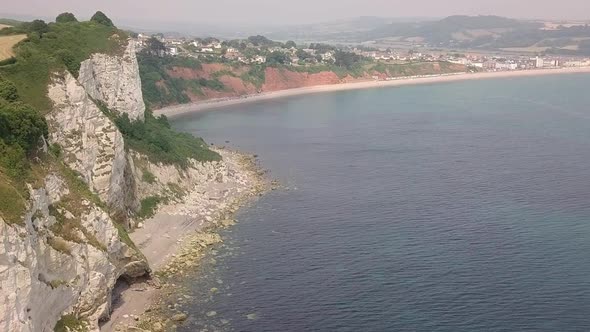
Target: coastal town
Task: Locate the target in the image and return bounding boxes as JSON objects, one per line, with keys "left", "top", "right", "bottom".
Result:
{"left": 134, "top": 32, "right": 590, "bottom": 76}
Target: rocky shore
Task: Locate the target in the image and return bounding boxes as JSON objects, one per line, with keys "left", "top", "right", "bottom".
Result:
{"left": 101, "top": 148, "right": 270, "bottom": 332}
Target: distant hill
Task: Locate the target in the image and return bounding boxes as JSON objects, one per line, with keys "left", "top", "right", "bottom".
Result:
{"left": 262, "top": 16, "right": 402, "bottom": 42}
{"left": 345, "top": 16, "right": 540, "bottom": 43}
{"left": 258, "top": 15, "right": 590, "bottom": 55}
{"left": 0, "top": 18, "right": 24, "bottom": 26}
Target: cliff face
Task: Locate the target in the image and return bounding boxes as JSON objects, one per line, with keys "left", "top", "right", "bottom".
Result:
{"left": 0, "top": 174, "right": 149, "bottom": 332}
{"left": 158, "top": 62, "right": 468, "bottom": 107}
{"left": 47, "top": 72, "right": 139, "bottom": 215}
{"left": 261, "top": 67, "right": 350, "bottom": 91}
{"left": 1, "top": 40, "right": 151, "bottom": 331}
{"left": 78, "top": 41, "right": 145, "bottom": 121}
{"left": 166, "top": 64, "right": 354, "bottom": 102}
{"left": 1, "top": 38, "right": 245, "bottom": 331}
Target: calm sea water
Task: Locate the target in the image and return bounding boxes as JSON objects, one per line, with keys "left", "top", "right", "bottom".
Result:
{"left": 171, "top": 75, "right": 590, "bottom": 332}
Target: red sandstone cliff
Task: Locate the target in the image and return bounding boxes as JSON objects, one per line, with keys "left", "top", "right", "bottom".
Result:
{"left": 161, "top": 62, "right": 467, "bottom": 104}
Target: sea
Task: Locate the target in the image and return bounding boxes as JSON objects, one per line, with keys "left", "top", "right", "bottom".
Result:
{"left": 170, "top": 74, "right": 590, "bottom": 332}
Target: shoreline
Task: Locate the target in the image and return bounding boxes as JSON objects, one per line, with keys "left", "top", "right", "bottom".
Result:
{"left": 154, "top": 67, "right": 590, "bottom": 118}
{"left": 101, "top": 149, "right": 270, "bottom": 332}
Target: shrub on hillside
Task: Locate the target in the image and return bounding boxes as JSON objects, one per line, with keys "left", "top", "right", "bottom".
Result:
{"left": 0, "top": 82, "right": 47, "bottom": 182}
{"left": 90, "top": 11, "right": 114, "bottom": 27}
{"left": 0, "top": 76, "right": 19, "bottom": 102}
{"left": 28, "top": 20, "right": 50, "bottom": 35}
{"left": 56, "top": 13, "right": 78, "bottom": 24}
{"left": 0, "top": 101, "right": 48, "bottom": 154}
{"left": 112, "top": 110, "right": 220, "bottom": 165}
{"left": 0, "top": 17, "right": 126, "bottom": 110}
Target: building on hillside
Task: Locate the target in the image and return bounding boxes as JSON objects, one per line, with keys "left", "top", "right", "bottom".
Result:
{"left": 224, "top": 50, "right": 242, "bottom": 60}
{"left": 167, "top": 47, "right": 178, "bottom": 56}
{"left": 321, "top": 51, "right": 335, "bottom": 62}
{"left": 302, "top": 48, "right": 316, "bottom": 55}
{"left": 448, "top": 58, "right": 469, "bottom": 65}
{"left": 254, "top": 55, "right": 267, "bottom": 64}
{"left": 483, "top": 60, "right": 496, "bottom": 70}
{"left": 495, "top": 62, "right": 517, "bottom": 70}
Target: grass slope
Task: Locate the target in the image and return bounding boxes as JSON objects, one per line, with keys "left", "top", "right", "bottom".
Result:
{"left": 0, "top": 20, "right": 126, "bottom": 112}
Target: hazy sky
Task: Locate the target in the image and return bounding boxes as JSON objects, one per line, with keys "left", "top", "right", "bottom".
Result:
{"left": 3, "top": 0, "right": 590, "bottom": 26}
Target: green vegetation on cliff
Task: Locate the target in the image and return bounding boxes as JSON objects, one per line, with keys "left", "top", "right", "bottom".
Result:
{"left": 93, "top": 97, "right": 220, "bottom": 164}
{"left": 114, "top": 110, "right": 221, "bottom": 164}
{"left": 0, "top": 74, "right": 48, "bottom": 224}
{"left": 0, "top": 12, "right": 220, "bottom": 225}
{"left": 0, "top": 13, "right": 126, "bottom": 111}
{"left": 54, "top": 314, "right": 87, "bottom": 332}
{"left": 138, "top": 50, "right": 226, "bottom": 109}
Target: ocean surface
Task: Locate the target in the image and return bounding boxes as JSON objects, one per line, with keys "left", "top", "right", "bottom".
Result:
{"left": 171, "top": 74, "right": 590, "bottom": 332}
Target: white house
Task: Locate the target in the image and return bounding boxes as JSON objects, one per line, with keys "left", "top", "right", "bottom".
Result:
{"left": 254, "top": 55, "right": 267, "bottom": 64}
{"left": 321, "top": 51, "right": 335, "bottom": 61}
{"left": 167, "top": 47, "right": 178, "bottom": 56}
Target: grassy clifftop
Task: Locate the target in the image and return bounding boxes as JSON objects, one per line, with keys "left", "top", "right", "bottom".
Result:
{"left": 0, "top": 12, "right": 219, "bottom": 225}
{"left": 0, "top": 15, "right": 127, "bottom": 112}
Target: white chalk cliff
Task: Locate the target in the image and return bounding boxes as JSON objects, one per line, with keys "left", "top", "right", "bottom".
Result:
{"left": 47, "top": 72, "right": 139, "bottom": 215}
{"left": 78, "top": 40, "right": 145, "bottom": 121}
{"left": 1, "top": 40, "right": 149, "bottom": 331}
{"left": 0, "top": 175, "right": 149, "bottom": 332}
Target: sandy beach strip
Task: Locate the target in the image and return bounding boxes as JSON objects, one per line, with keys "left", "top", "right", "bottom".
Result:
{"left": 154, "top": 67, "right": 590, "bottom": 119}
{"left": 101, "top": 149, "right": 268, "bottom": 332}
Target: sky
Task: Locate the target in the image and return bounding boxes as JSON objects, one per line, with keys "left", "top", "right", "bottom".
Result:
{"left": 2, "top": 0, "right": 590, "bottom": 26}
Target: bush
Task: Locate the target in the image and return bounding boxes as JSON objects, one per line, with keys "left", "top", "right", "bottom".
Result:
{"left": 54, "top": 49, "right": 79, "bottom": 76}
{"left": 0, "top": 76, "right": 19, "bottom": 101}
{"left": 0, "top": 101, "right": 48, "bottom": 153}
{"left": 137, "top": 196, "right": 162, "bottom": 219}
{"left": 56, "top": 13, "right": 78, "bottom": 24}
{"left": 54, "top": 314, "right": 86, "bottom": 332}
{"left": 141, "top": 169, "right": 156, "bottom": 184}
{"left": 0, "top": 57, "right": 17, "bottom": 67}
{"left": 28, "top": 20, "right": 49, "bottom": 35}
{"left": 90, "top": 11, "right": 114, "bottom": 27}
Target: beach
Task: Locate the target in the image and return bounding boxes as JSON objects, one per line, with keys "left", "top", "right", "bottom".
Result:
{"left": 154, "top": 67, "right": 590, "bottom": 118}
{"left": 101, "top": 149, "right": 268, "bottom": 331}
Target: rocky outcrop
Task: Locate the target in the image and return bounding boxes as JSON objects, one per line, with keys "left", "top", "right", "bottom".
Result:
{"left": 47, "top": 72, "right": 139, "bottom": 215}
{"left": 78, "top": 40, "right": 145, "bottom": 121}
{"left": 0, "top": 174, "right": 149, "bottom": 332}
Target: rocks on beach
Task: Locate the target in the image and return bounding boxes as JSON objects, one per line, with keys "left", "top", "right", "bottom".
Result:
{"left": 120, "top": 149, "right": 271, "bottom": 330}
